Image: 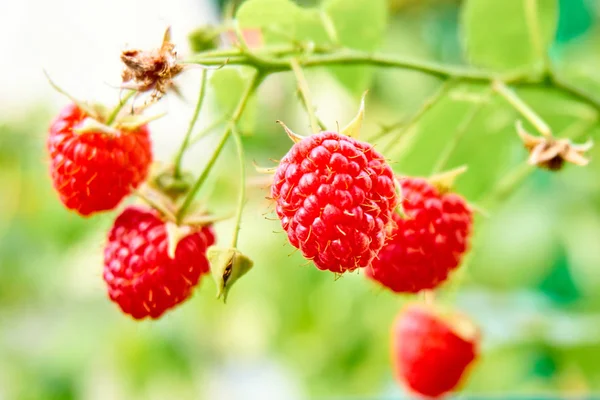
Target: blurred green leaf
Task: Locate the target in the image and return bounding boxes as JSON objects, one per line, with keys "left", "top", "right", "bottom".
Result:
{"left": 236, "top": 0, "right": 327, "bottom": 45}
{"left": 322, "top": 0, "right": 388, "bottom": 94}
{"left": 462, "top": 0, "right": 558, "bottom": 70}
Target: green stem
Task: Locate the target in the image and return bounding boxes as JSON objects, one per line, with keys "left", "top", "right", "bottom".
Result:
{"left": 189, "top": 114, "right": 229, "bottom": 145}
{"left": 492, "top": 80, "right": 552, "bottom": 137}
{"left": 186, "top": 48, "right": 527, "bottom": 82}
{"left": 173, "top": 69, "right": 208, "bottom": 178}
{"left": 383, "top": 80, "right": 456, "bottom": 154}
{"left": 431, "top": 91, "right": 491, "bottom": 174}
{"left": 176, "top": 71, "right": 262, "bottom": 223}
{"left": 106, "top": 91, "right": 136, "bottom": 125}
{"left": 184, "top": 46, "right": 600, "bottom": 114}
{"left": 524, "top": 0, "right": 546, "bottom": 67}
{"left": 549, "top": 74, "right": 600, "bottom": 114}
{"left": 290, "top": 59, "right": 321, "bottom": 134}
{"left": 231, "top": 125, "right": 246, "bottom": 247}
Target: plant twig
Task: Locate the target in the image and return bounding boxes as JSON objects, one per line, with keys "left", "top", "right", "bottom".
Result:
{"left": 290, "top": 58, "right": 322, "bottom": 134}
{"left": 492, "top": 80, "right": 552, "bottom": 137}
{"left": 231, "top": 125, "right": 247, "bottom": 247}
{"left": 176, "top": 72, "right": 262, "bottom": 223}
{"left": 173, "top": 69, "right": 208, "bottom": 178}
{"left": 383, "top": 80, "right": 457, "bottom": 154}
{"left": 431, "top": 90, "right": 492, "bottom": 174}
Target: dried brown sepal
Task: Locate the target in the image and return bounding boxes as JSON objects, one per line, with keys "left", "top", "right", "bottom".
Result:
{"left": 517, "top": 121, "right": 592, "bottom": 171}
{"left": 120, "top": 27, "right": 184, "bottom": 107}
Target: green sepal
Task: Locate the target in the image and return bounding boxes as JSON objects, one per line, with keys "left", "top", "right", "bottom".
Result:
{"left": 208, "top": 247, "right": 254, "bottom": 303}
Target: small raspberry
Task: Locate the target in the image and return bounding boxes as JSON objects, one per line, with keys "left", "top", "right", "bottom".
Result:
{"left": 47, "top": 103, "right": 153, "bottom": 216}
{"left": 271, "top": 131, "right": 398, "bottom": 273}
{"left": 103, "top": 206, "right": 215, "bottom": 320}
{"left": 392, "top": 303, "right": 479, "bottom": 398}
{"left": 366, "top": 177, "right": 472, "bottom": 292}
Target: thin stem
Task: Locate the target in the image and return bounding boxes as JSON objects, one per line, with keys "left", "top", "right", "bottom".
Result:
{"left": 383, "top": 80, "right": 456, "bottom": 154}
{"left": 186, "top": 48, "right": 521, "bottom": 82}
{"left": 176, "top": 71, "right": 262, "bottom": 223}
{"left": 290, "top": 58, "right": 321, "bottom": 134}
{"left": 189, "top": 114, "right": 229, "bottom": 145}
{"left": 184, "top": 46, "right": 600, "bottom": 115}
{"left": 549, "top": 74, "right": 600, "bottom": 114}
{"left": 231, "top": 125, "right": 246, "bottom": 247}
{"left": 173, "top": 69, "right": 208, "bottom": 178}
{"left": 524, "top": 0, "right": 545, "bottom": 66}
{"left": 106, "top": 91, "right": 136, "bottom": 125}
{"left": 492, "top": 80, "right": 552, "bottom": 137}
{"left": 431, "top": 91, "right": 492, "bottom": 174}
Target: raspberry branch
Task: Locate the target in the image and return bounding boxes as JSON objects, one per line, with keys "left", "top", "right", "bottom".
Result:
{"left": 185, "top": 46, "right": 600, "bottom": 115}
{"left": 383, "top": 80, "right": 457, "bottom": 155}
{"left": 492, "top": 80, "right": 552, "bottom": 137}
{"left": 290, "top": 58, "right": 324, "bottom": 134}
{"left": 176, "top": 71, "right": 262, "bottom": 223}
{"left": 230, "top": 125, "right": 246, "bottom": 247}
{"left": 173, "top": 69, "right": 208, "bottom": 178}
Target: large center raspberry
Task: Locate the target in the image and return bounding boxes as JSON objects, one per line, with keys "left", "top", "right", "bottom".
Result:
{"left": 271, "top": 131, "right": 398, "bottom": 273}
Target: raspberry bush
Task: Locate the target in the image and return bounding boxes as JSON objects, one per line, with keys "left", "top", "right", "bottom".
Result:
{"left": 29, "top": 0, "right": 600, "bottom": 397}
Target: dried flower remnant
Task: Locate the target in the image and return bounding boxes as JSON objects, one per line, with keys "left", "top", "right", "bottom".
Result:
{"left": 517, "top": 121, "right": 592, "bottom": 171}
{"left": 120, "top": 27, "right": 184, "bottom": 106}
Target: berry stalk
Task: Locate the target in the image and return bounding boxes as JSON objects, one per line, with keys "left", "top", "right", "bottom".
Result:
{"left": 230, "top": 125, "right": 246, "bottom": 248}
{"left": 173, "top": 69, "right": 208, "bottom": 178}
{"left": 105, "top": 90, "right": 136, "bottom": 126}
{"left": 176, "top": 71, "right": 262, "bottom": 223}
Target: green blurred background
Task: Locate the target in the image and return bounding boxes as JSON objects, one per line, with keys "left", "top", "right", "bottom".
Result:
{"left": 3, "top": 0, "right": 600, "bottom": 398}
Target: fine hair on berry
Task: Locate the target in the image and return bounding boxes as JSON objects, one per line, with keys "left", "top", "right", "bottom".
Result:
{"left": 271, "top": 131, "right": 398, "bottom": 273}
{"left": 103, "top": 206, "right": 215, "bottom": 320}
{"left": 47, "top": 103, "right": 153, "bottom": 216}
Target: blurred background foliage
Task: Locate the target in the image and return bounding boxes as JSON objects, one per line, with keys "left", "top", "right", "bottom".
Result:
{"left": 2, "top": 0, "right": 600, "bottom": 399}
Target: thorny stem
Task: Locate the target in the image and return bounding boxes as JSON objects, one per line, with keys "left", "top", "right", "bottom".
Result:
{"left": 290, "top": 58, "right": 322, "bottom": 134}
{"left": 492, "top": 80, "right": 552, "bottom": 137}
{"left": 173, "top": 69, "right": 208, "bottom": 178}
{"left": 106, "top": 90, "right": 136, "bottom": 126}
{"left": 231, "top": 125, "right": 246, "bottom": 247}
{"left": 176, "top": 71, "right": 262, "bottom": 223}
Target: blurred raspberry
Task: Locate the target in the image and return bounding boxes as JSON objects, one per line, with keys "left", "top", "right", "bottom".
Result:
{"left": 366, "top": 177, "right": 472, "bottom": 292}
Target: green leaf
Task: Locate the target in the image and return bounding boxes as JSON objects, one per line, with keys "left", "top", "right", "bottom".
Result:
{"left": 210, "top": 68, "right": 257, "bottom": 134}
{"left": 323, "top": 0, "right": 388, "bottom": 94}
{"left": 462, "top": 0, "right": 558, "bottom": 70}
{"left": 236, "top": 0, "right": 328, "bottom": 46}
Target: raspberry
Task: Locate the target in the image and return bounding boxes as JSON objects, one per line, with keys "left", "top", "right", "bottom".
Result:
{"left": 392, "top": 303, "right": 479, "bottom": 398}
{"left": 47, "top": 103, "right": 152, "bottom": 216}
{"left": 366, "top": 177, "right": 472, "bottom": 292}
{"left": 271, "top": 131, "right": 398, "bottom": 273}
{"left": 103, "top": 206, "right": 215, "bottom": 320}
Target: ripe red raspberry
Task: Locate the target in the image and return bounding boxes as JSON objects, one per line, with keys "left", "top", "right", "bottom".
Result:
{"left": 103, "top": 206, "right": 215, "bottom": 320}
{"left": 392, "top": 303, "right": 479, "bottom": 398}
{"left": 271, "top": 131, "right": 398, "bottom": 273}
{"left": 47, "top": 103, "right": 152, "bottom": 216}
{"left": 366, "top": 177, "right": 472, "bottom": 292}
